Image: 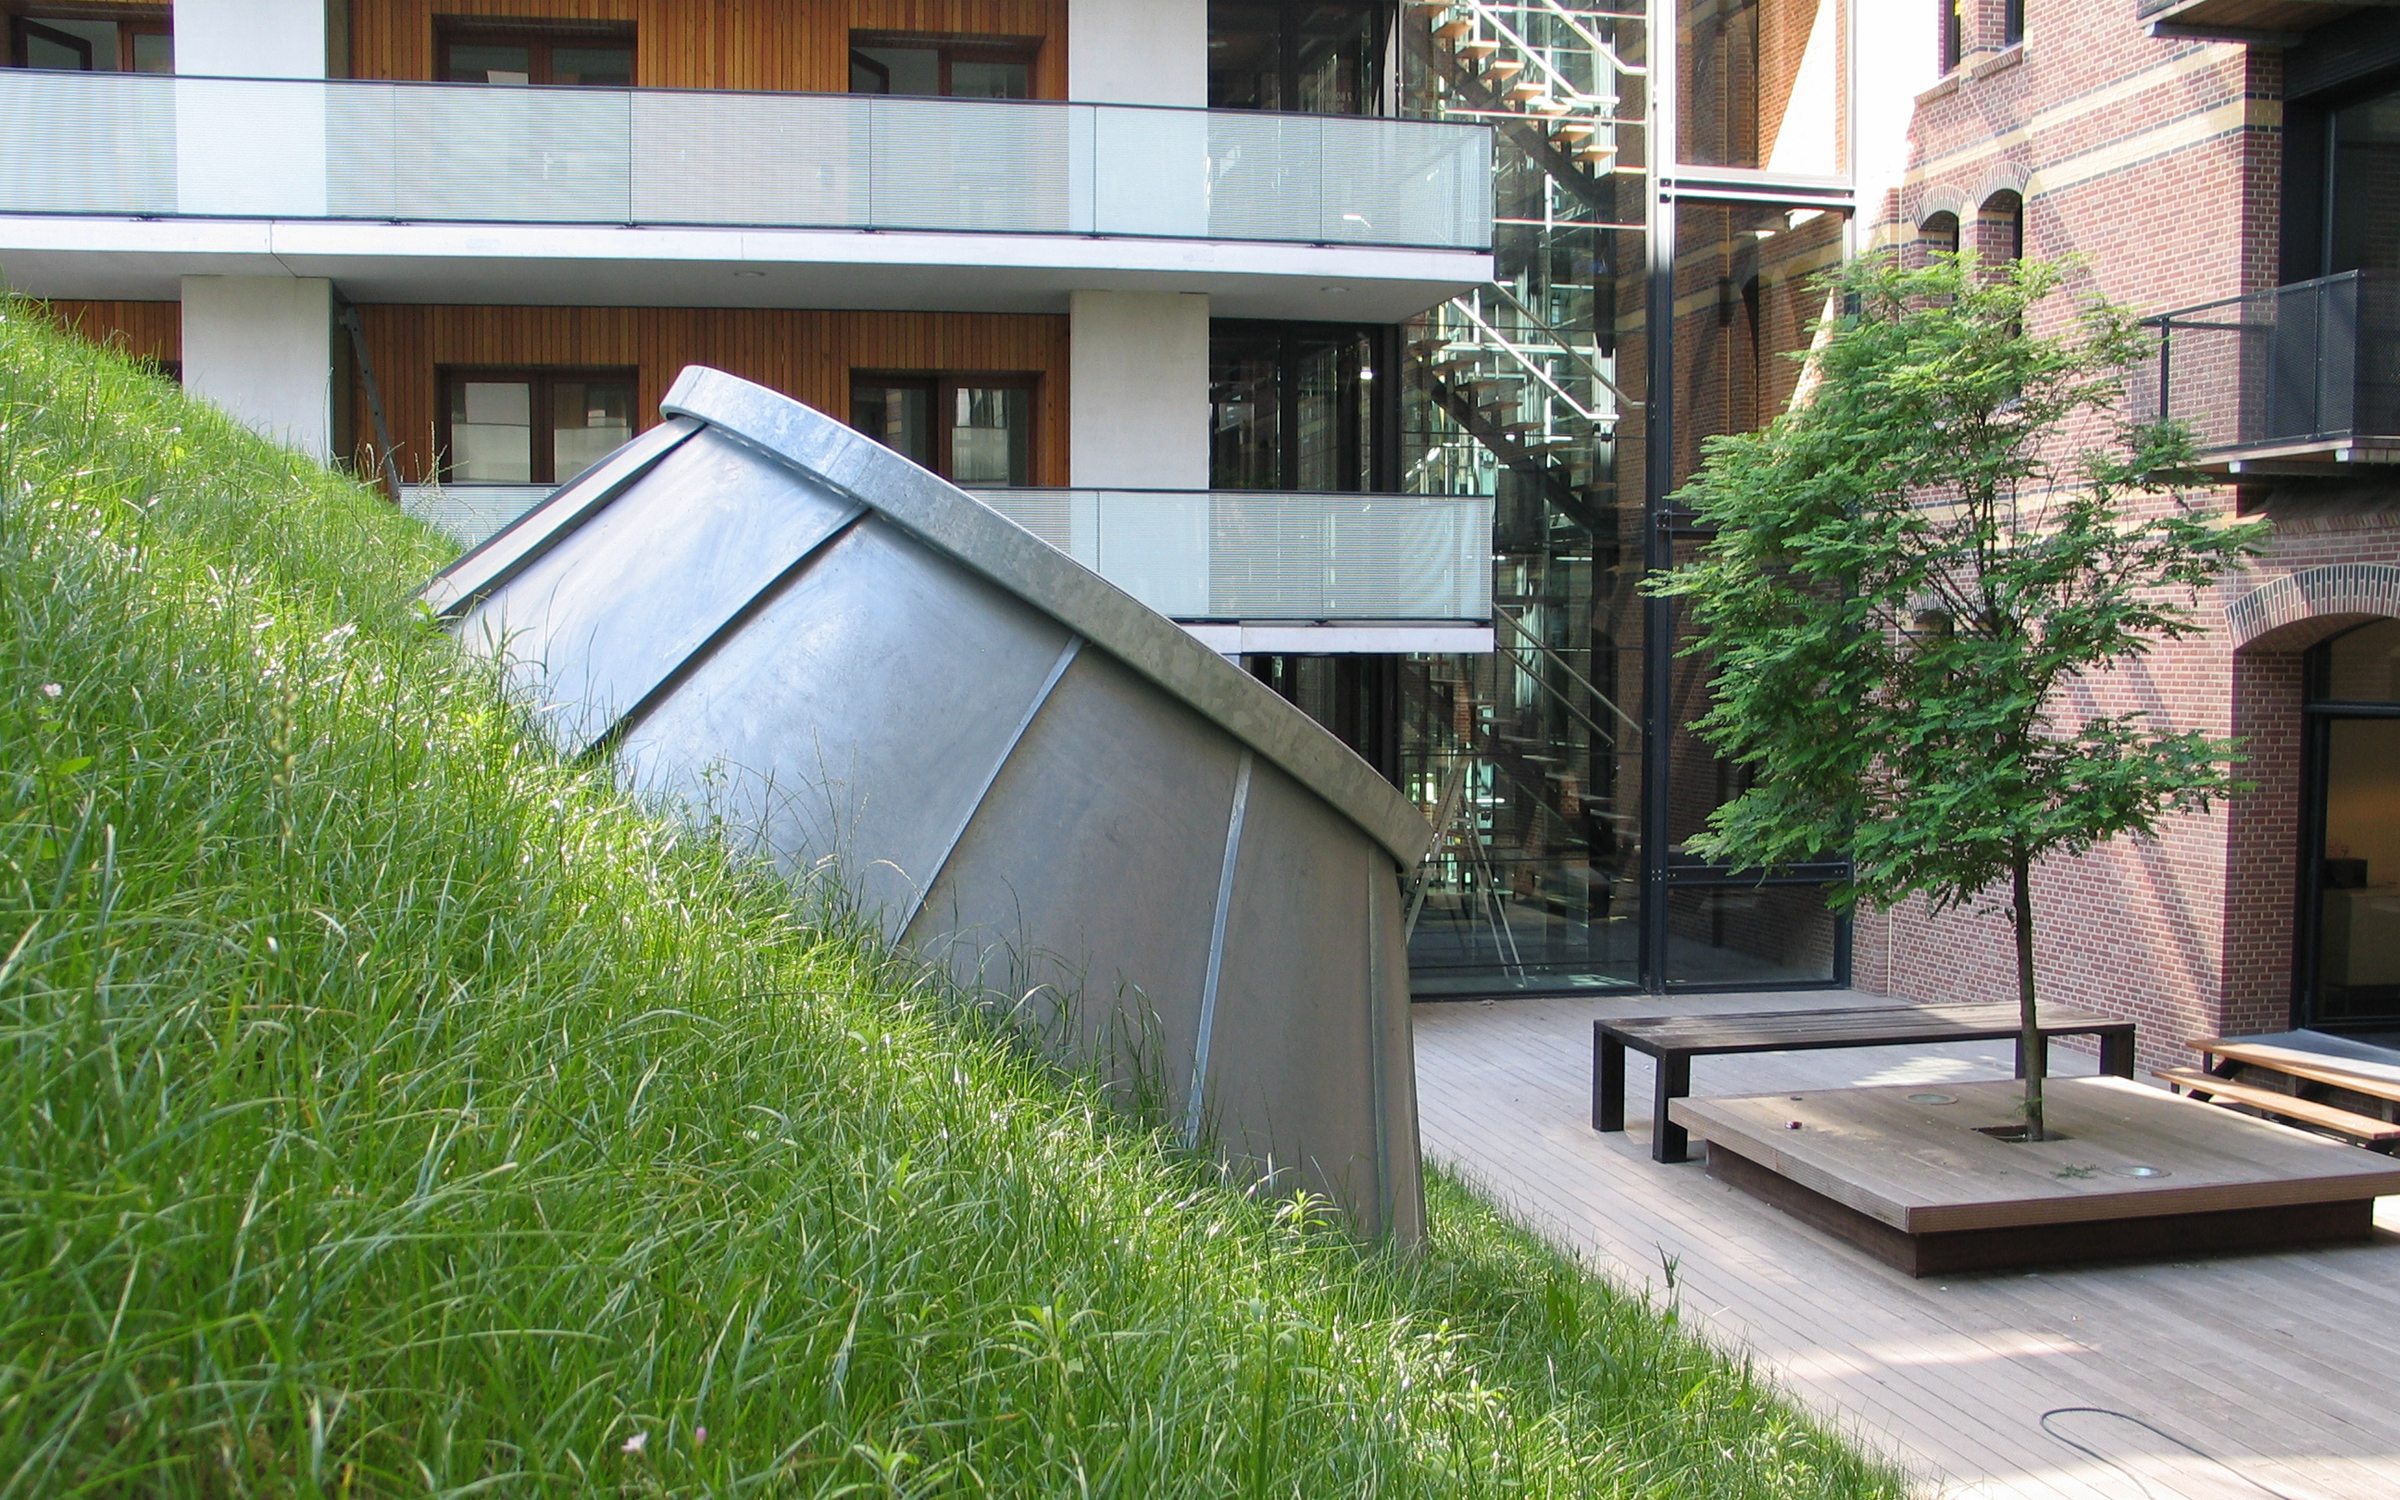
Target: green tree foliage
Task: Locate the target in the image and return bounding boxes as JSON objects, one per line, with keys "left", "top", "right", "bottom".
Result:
{"left": 1653, "top": 255, "right": 2267, "bottom": 1139}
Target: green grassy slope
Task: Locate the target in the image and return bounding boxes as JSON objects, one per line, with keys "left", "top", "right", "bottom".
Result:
{"left": 0, "top": 302, "right": 1901, "bottom": 1498}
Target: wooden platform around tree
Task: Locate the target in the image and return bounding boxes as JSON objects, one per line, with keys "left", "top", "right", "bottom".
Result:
{"left": 1670, "top": 1076, "right": 2400, "bottom": 1276}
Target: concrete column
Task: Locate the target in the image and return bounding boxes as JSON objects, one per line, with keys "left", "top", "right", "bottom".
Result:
{"left": 173, "top": 0, "right": 330, "bottom": 78}
{"left": 1067, "top": 0, "right": 1206, "bottom": 106}
{"left": 1070, "top": 290, "right": 1210, "bottom": 487}
{"left": 181, "top": 276, "right": 337, "bottom": 461}
{"left": 1070, "top": 290, "right": 1212, "bottom": 616}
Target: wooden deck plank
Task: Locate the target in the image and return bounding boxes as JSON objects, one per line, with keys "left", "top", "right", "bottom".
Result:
{"left": 2186, "top": 1040, "right": 2400, "bottom": 1107}
{"left": 1412, "top": 992, "right": 2400, "bottom": 1499}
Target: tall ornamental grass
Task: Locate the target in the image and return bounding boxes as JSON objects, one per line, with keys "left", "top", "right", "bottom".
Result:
{"left": 0, "top": 302, "right": 1899, "bottom": 1498}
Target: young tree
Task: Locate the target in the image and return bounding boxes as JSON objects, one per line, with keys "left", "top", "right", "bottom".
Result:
{"left": 1654, "top": 254, "right": 2267, "bottom": 1140}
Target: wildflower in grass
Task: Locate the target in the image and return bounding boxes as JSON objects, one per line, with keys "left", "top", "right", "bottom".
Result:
{"left": 693, "top": 1426, "right": 706, "bottom": 1447}
{"left": 40, "top": 682, "right": 60, "bottom": 698}
{"left": 621, "top": 1431, "right": 647, "bottom": 1455}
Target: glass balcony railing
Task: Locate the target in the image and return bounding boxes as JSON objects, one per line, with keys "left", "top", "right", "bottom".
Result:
{"left": 402, "top": 482, "right": 1492, "bottom": 623}
{"left": 0, "top": 70, "right": 1492, "bottom": 251}
{"left": 2142, "top": 270, "right": 2400, "bottom": 464}
{"left": 972, "top": 489, "right": 1494, "bottom": 622}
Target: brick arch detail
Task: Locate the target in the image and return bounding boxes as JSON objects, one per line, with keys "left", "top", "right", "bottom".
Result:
{"left": 2226, "top": 564, "right": 2400, "bottom": 649}
{"left": 1974, "top": 166, "right": 2030, "bottom": 208}
{"left": 1916, "top": 188, "right": 1968, "bottom": 225}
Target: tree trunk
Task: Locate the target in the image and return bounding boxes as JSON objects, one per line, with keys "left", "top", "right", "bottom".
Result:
{"left": 2011, "top": 848, "right": 2044, "bottom": 1142}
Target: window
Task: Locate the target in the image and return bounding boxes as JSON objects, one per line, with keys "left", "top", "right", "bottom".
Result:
{"left": 440, "top": 369, "right": 636, "bottom": 484}
{"left": 1918, "top": 211, "right": 1961, "bottom": 263}
{"left": 437, "top": 22, "right": 634, "bottom": 86}
{"left": 849, "top": 374, "right": 1036, "bottom": 486}
{"left": 2002, "top": 0, "right": 2024, "bottom": 49}
{"left": 8, "top": 5, "right": 170, "bottom": 72}
{"left": 1210, "top": 322, "right": 1387, "bottom": 492}
{"left": 1207, "top": 2, "right": 1387, "bottom": 115}
{"left": 2301, "top": 620, "right": 2400, "bottom": 1032}
{"left": 848, "top": 32, "right": 1037, "bottom": 99}
{"left": 1939, "top": 0, "right": 1964, "bottom": 74}
{"left": 2327, "top": 82, "right": 2400, "bottom": 275}
{"left": 1978, "top": 190, "right": 2024, "bottom": 265}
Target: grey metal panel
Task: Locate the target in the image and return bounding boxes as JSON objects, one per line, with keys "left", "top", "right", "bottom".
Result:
{"left": 1200, "top": 758, "right": 1420, "bottom": 1241}
{"left": 659, "top": 367, "right": 1431, "bottom": 868}
{"left": 420, "top": 416, "right": 699, "bottom": 616}
{"left": 451, "top": 426, "right": 860, "bottom": 752}
{"left": 421, "top": 365, "right": 1432, "bottom": 1239}
{"left": 905, "top": 649, "right": 1246, "bottom": 1114}
{"left": 616, "top": 516, "right": 1076, "bottom": 932}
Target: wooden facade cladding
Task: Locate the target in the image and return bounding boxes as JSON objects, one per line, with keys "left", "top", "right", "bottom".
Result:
{"left": 346, "top": 303, "right": 1070, "bottom": 485}
{"left": 345, "top": 0, "right": 1068, "bottom": 98}
{"left": 35, "top": 301, "right": 179, "bottom": 366}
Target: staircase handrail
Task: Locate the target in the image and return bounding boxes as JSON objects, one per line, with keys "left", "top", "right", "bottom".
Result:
{"left": 1448, "top": 285, "right": 1643, "bottom": 420}
{"left": 1494, "top": 605, "right": 1641, "bottom": 735}
{"left": 1459, "top": 0, "right": 1648, "bottom": 94}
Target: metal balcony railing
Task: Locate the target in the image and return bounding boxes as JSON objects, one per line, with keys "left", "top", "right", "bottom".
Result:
{"left": 403, "top": 482, "right": 1493, "bottom": 623}
{"left": 973, "top": 489, "right": 1494, "bottom": 622}
{"left": 0, "top": 70, "right": 1492, "bottom": 251}
{"left": 2142, "top": 270, "right": 2400, "bottom": 464}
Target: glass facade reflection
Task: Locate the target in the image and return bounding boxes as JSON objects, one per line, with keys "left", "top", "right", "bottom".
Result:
{"left": 1225, "top": 2, "right": 1857, "bottom": 997}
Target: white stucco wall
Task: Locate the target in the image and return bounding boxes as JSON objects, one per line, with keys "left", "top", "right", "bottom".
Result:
{"left": 180, "top": 275, "right": 336, "bottom": 460}
{"left": 173, "top": 0, "right": 330, "bottom": 78}
{"left": 1070, "top": 289, "right": 1210, "bottom": 487}
{"left": 1067, "top": 0, "right": 1207, "bottom": 107}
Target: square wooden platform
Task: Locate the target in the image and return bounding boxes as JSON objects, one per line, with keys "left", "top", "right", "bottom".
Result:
{"left": 1670, "top": 1076, "right": 2400, "bottom": 1276}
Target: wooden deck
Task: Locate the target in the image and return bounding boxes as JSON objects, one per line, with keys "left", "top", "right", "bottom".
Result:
{"left": 1413, "top": 990, "right": 2400, "bottom": 1499}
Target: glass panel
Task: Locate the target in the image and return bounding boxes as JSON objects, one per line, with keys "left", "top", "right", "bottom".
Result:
{"left": 1206, "top": 1, "right": 1382, "bottom": 115}
{"left": 552, "top": 378, "right": 634, "bottom": 482}
{"left": 2317, "top": 718, "right": 2400, "bottom": 1026}
{"left": 1210, "top": 330, "right": 1284, "bottom": 489}
{"left": 1208, "top": 2, "right": 1287, "bottom": 110}
{"left": 1677, "top": 0, "right": 1845, "bottom": 174}
{"left": 450, "top": 380, "right": 533, "bottom": 482}
{"left": 2330, "top": 84, "right": 2400, "bottom": 276}
{"left": 2326, "top": 620, "right": 2400, "bottom": 703}
{"left": 26, "top": 19, "right": 110, "bottom": 70}
{"left": 950, "top": 59, "right": 1029, "bottom": 99}
{"left": 1292, "top": 4, "right": 1382, "bottom": 115}
{"left": 1291, "top": 330, "right": 1372, "bottom": 491}
{"left": 853, "top": 45, "right": 940, "bottom": 97}
{"left": 449, "top": 43, "right": 532, "bottom": 85}
{"left": 950, "top": 385, "right": 1029, "bottom": 485}
{"left": 552, "top": 46, "right": 633, "bottom": 86}
{"left": 851, "top": 382, "right": 933, "bottom": 469}
{"left": 1663, "top": 884, "right": 1839, "bottom": 985}
{"left": 129, "top": 30, "right": 172, "bottom": 75}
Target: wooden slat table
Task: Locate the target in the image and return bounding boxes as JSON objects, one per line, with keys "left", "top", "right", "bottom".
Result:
{"left": 1595, "top": 1001, "right": 2138, "bottom": 1163}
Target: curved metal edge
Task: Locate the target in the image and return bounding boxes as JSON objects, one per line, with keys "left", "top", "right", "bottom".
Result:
{"left": 658, "top": 365, "right": 1433, "bottom": 868}
{"left": 416, "top": 416, "right": 703, "bottom": 618}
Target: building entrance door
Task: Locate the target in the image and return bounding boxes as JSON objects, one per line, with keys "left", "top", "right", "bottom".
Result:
{"left": 2301, "top": 620, "right": 2400, "bottom": 1035}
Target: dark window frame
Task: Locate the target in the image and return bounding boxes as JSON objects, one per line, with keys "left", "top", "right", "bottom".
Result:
{"left": 2294, "top": 621, "right": 2400, "bottom": 1031}
{"left": 1206, "top": 1, "right": 1391, "bottom": 117}
{"left": 1209, "top": 318, "right": 1397, "bottom": 493}
{"left": 434, "top": 19, "right": 637, "bottom": 86}
{"left": 437, "top": 365, "right": 640, "bottom": 486}
{"left": 8, "top": 4, "right": 171, "bottom": 71}
{"left": 847, "top": 30, "right": 1041, "bottom": 98}
{"left": 1938, "top": 0, "right": 1964, "bottom": 74}
{"left": 847, "top": 370, "right": 1042, "bottom": 485}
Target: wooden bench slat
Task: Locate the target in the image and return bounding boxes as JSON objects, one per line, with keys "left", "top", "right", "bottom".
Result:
{"left": 1604, "top": 1004, "right": 2129, "bottom": 1053}
{"left": 2183, "top": 1040, "right": 2400, "bottom": 1108}
{"left": 2159, "top": 1067, "right": 2400, "bottom": 1144}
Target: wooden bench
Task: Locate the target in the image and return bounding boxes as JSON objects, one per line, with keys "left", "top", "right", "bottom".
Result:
{"left": 1595, "top": 1002, "right": 2137, "bottom": 1163}
{"left": 2187, "top": 1038, "right": 2400, "bottom": 1109}
{"left": 2158, "top": 1067, "right": 2400, "bottom": 1148}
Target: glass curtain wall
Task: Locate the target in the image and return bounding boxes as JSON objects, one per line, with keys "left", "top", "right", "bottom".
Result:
{"left": 1398, "top": 2, "right": 1651, "bottom": 994}
{"left": 1386, "top": 0, "right": 1853, "bottom": 997}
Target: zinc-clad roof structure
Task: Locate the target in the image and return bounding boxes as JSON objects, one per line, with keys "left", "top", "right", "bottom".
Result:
{"left": 420, "top": 366, "right": 1429, "bottom": 1241}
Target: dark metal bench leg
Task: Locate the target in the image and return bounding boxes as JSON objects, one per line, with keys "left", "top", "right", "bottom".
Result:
{"left": 1595, "top": 1029, "right": 1625, "bottom": 1133}
{"left": 1653, "top": 1053, "right": 1692, "bottom": 1164}
{"left": 2100, "top": 1032, "right": 2136, "bottom": 1078}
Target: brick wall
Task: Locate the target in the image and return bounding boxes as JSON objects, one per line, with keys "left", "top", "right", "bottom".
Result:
{"left": 1854, "top": 2, "right": 2400, "bottom": 1056}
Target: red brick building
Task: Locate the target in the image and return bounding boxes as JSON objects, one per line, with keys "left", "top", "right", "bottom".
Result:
{"left": 1852, "top": 0, "right": 2400, "bottom": 1066}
